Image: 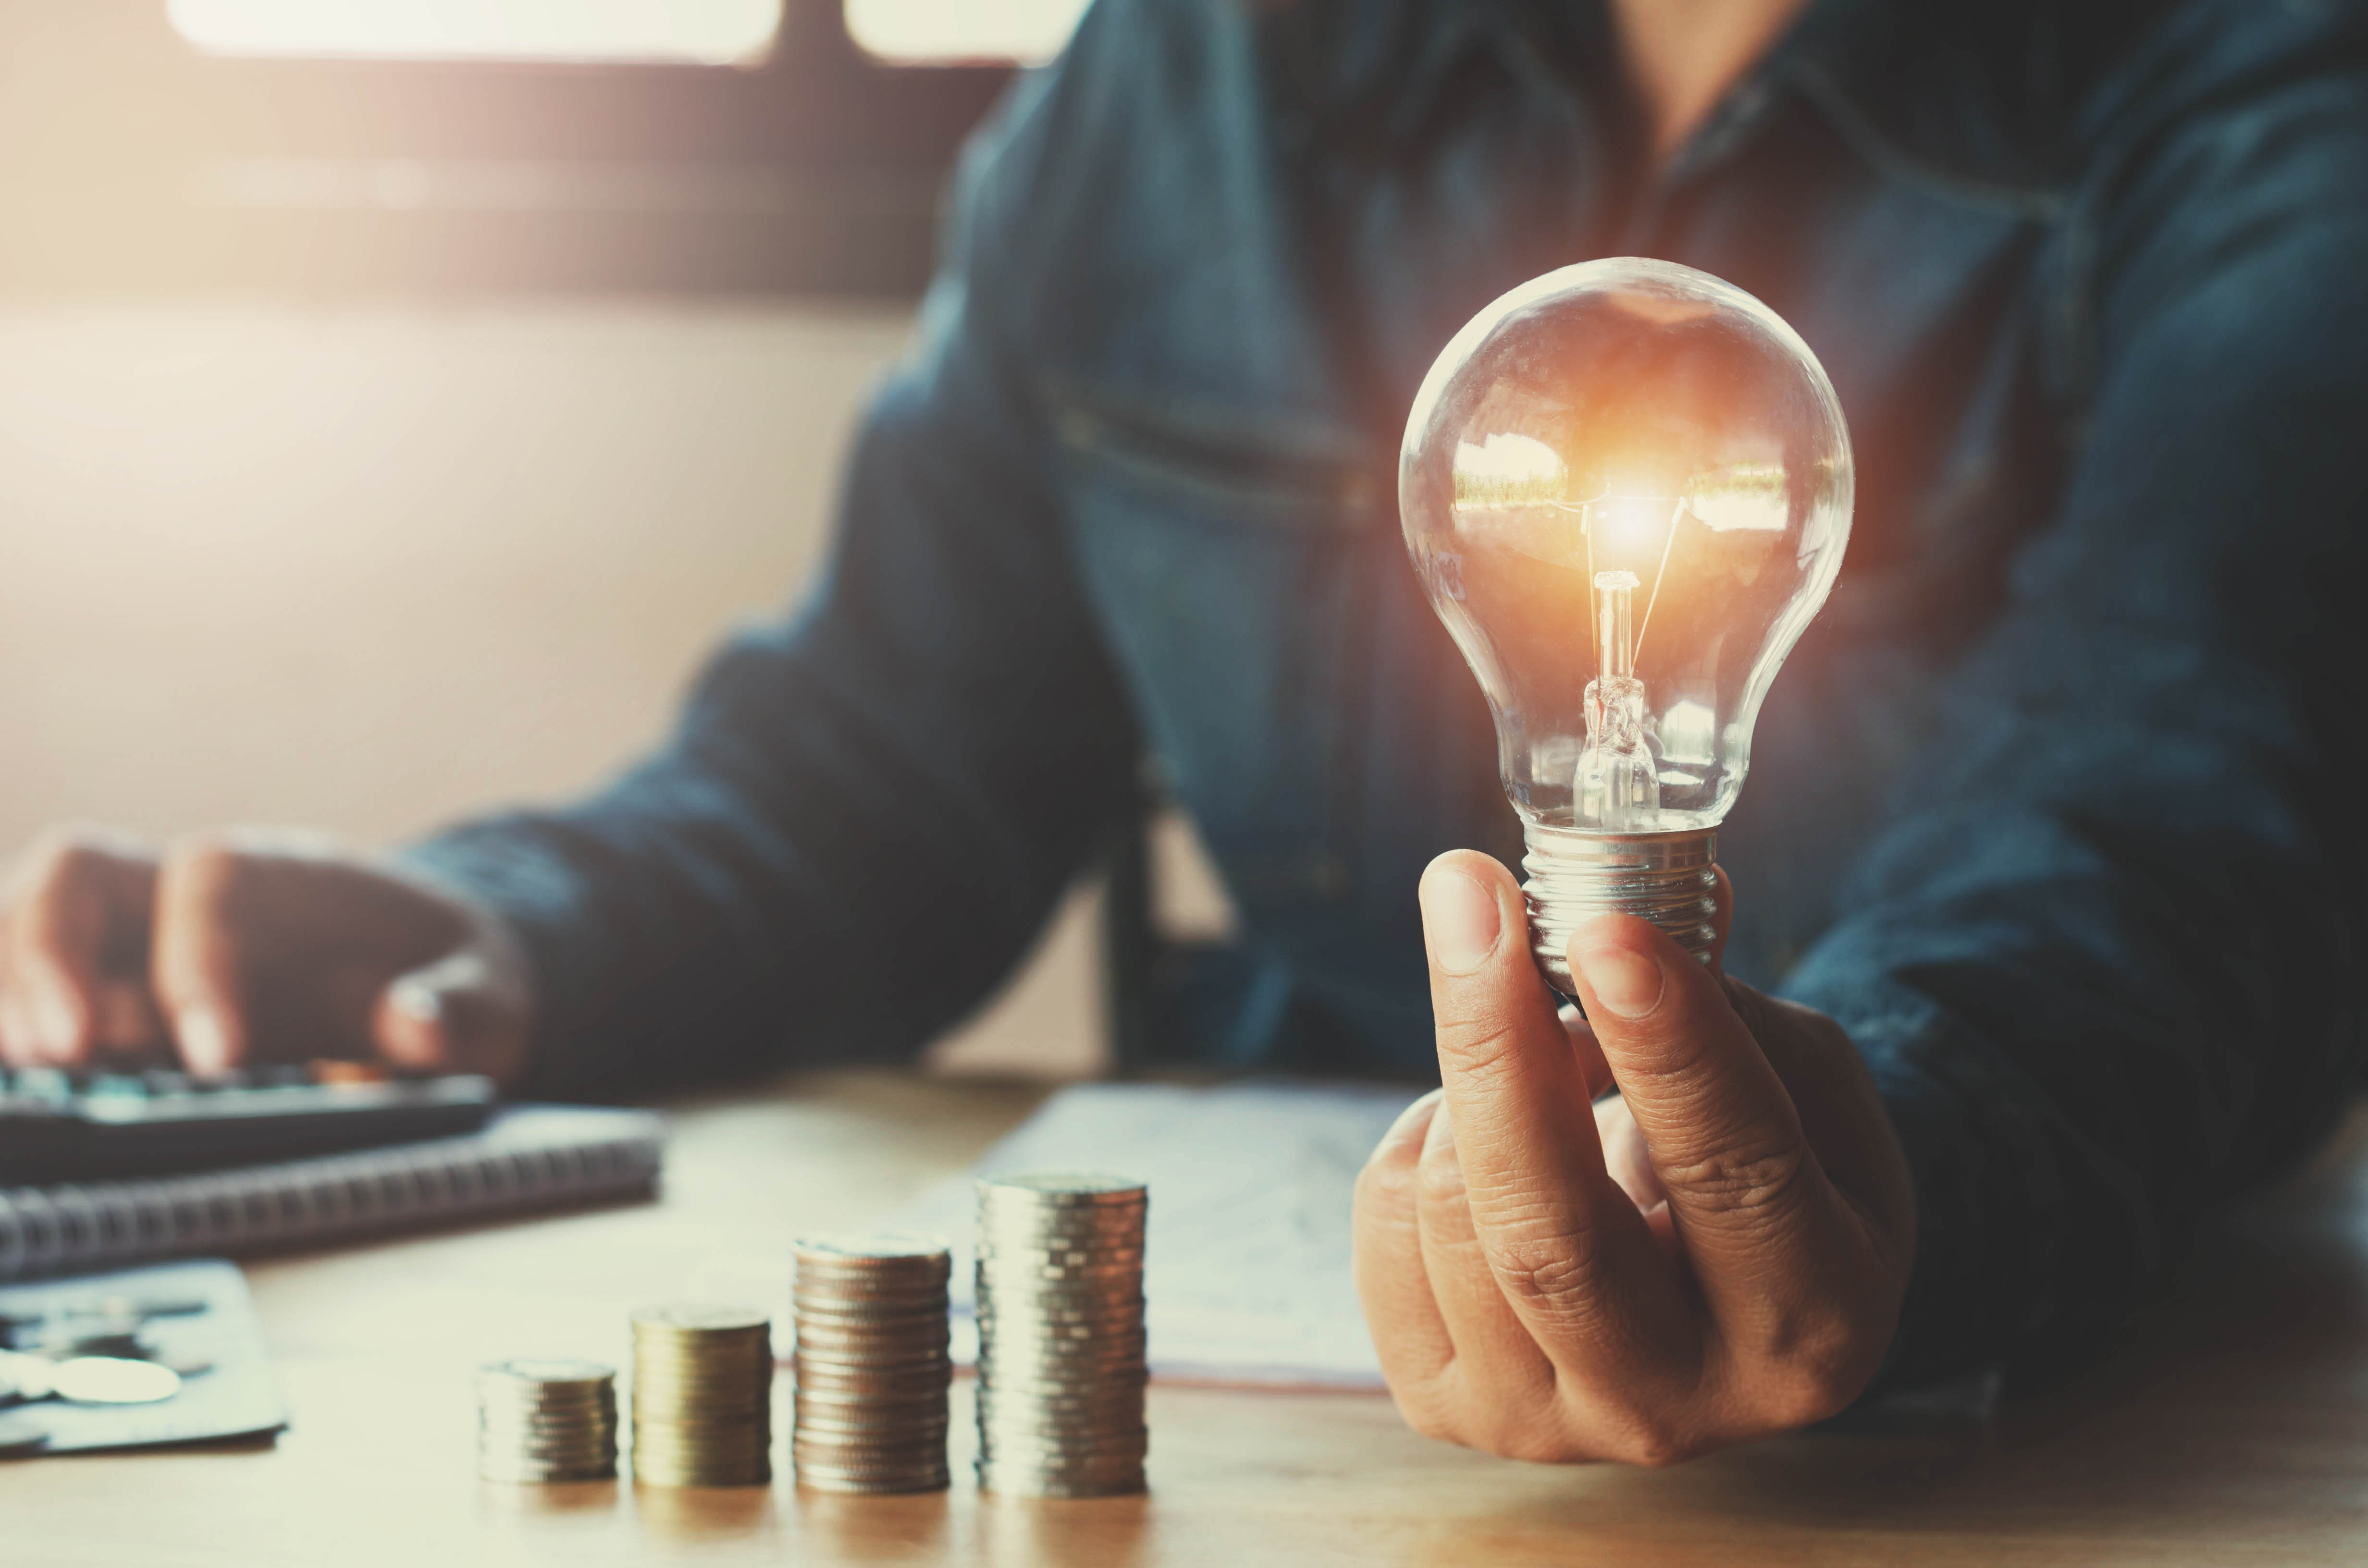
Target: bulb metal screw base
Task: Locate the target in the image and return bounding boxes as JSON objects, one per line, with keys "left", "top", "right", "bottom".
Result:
{"left": 1520, "top": 824, "right": 1720, "bottom": 996}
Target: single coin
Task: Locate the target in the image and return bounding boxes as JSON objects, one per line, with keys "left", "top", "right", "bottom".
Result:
{"left": 790, "top": 1293, "right": 949, "bottom": 1318}
{"left": 974, "top": 1393, "right": 1147, "bottom": 1422}
{"left": 976, "top": 1466, "right": 1146, "bottom": 1498}
{"left": 631, "top": 1303, "right": 771, "bottom": 1334}
{"left": 792, "top": 1393, "right": 949, "bottom": 1421}
{"left": 479, "top": 1357, "right": 616, "bottom": 1388}
{"left": 794, "top": 1231, "right": 950, "bottom": 1258}
{"left": 971, "top": 1326, "right": 1140, "bottom": 1352}
{"left": 480, "top": 1463, "right": 618, "bottom": 1485}
{"left": 796, "top": 1472, "right": 951, "bottom": 1495}
{"left": 49, "top": 1357, "right": 182, "bottom": 1405}
{"left": 792, "top": 1468, "right": 953, "bottom": 1489}
{"left": 978, "top": 1171, "right": 1146, "bottom": 1199}
{"left": 790, "top": 1326, "right": 947, "bottom": 1355}
{"left": 974, "top": 1346, "right": 1147, "bottom": 1367}
{"left": 790, "top": 1371, "right": 949, "bottom": 1393}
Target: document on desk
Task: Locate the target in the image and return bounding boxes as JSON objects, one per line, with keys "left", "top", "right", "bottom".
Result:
{"left": 890, "top": 1079, "right": 1423, "bottom": 1389}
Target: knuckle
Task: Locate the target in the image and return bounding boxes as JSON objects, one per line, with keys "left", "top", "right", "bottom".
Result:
{"left": 1748, "top": 1313, "right": 1878, "bottom": 1428}
{"left": 1756, "top": 1362, "right": 1859, "bottom": 1430}
{"left": 165, "top": 837, "right": 253, "bottom": 902}
{"left": 1383, "top": 1370, "right": 1468, "bottom": 1447}
{"left": 1487, "top": 1225, "right": 1601, "bottom": 1311}
{"left": 1353, "top": 1144, "right": 1419, "bottom": 1213}
{"left": 23, "top": 830, "right": 105, "bottom": 891}
{"left": 1656, "top": 1140, "right": 1810, "bottom": 1217}
{"left": 1468, "top": 1409, "right": 1573, "bottom": 1465}
{"left": 1412, "top": 1138, "right": 1468, "bottom": 1207}
{"left": 1391, "top": 1390, "right": 1460, "bottom": 1446}
{"left": 1569, "top": 1394, "right": 1698, "bottom": 1467}
{"left": 1610, "top": 1416, "right": 1697, "bottom": 1468}
{"left": 1430, "top": 1016, "right": 1529, "bottom": 1088}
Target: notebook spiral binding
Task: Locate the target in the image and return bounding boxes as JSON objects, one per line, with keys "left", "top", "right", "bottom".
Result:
{"left": 0, "top": 1106, "right": 663, "bottom": 1281}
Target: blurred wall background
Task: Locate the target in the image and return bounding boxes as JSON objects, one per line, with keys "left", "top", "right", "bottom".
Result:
{"left": 0, "top": 1, "right": 1163, "bottom": 1078}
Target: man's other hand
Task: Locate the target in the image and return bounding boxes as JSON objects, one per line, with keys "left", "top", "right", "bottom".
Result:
{"left": 1353, "top": 849, "right": 1914, "bottom": 1465}
{"left": 0, "top": 826, "right": 531, "bottom": 1083}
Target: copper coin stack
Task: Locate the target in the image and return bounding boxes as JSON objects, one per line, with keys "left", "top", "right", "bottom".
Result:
{"left": 628, "top": 1304, "right": 774, "bottom": 1487}
{"left": 475, "top": 1358, "right": 618, "bottom": 1484}
{"left": 790, "top": 1234, "right": 954, "bottom": 1494}
{"left": 973, "top": 1172, "right": 1149, "bottom": 1497}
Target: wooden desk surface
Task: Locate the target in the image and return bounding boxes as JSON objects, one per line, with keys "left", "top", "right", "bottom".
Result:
{"left": 4, "top": 1072, "right": 2364, "bottom": 1567}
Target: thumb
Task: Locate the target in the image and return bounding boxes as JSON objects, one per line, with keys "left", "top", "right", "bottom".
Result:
{"left": 372, "top": 949, "right": 529, "bottom": 1082}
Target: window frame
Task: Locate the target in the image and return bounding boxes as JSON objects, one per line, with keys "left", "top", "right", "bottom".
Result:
{"left": 0, "top": 0, "right": 1020, "bottom": 297}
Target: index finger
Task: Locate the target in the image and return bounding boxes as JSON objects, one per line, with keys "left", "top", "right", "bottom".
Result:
{"left": 2, "top": 833, "right": 156, "bottom": 1065}
{"left": 1565, "top": 914, "right": 1869, "bottom": 1352}
{"left": 150, "top": 842, "right": 256, "bottom": 1076}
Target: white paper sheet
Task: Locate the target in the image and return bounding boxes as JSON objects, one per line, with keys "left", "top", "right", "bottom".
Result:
{"left": 888, "top": 1079, "right": 1424, "bottom": 1388}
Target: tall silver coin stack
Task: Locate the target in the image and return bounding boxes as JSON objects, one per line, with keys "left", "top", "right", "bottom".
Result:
{"left": 790, "top": 1233, "right": 954, "bottom": 1494}
{"left": 629, "top": 1304, "right": 774, "bottom": 1487}
{"left": 973, "top": 1172, "right": 1149, "bottom": 1497}
{"left": 476, "top": 1358, "right": 618, "bottom": 1484}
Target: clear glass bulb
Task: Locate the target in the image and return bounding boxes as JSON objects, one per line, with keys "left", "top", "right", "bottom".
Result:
{"left": 1400, "top": 258, "right": 1853, "bottom": 992}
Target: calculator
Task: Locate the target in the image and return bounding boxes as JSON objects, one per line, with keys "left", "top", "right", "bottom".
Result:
{"left": 0, "top": 1064, "right": 498, "bottom": 1183}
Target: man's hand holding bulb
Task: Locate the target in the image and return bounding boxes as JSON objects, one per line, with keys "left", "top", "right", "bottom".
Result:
{"left": 1353, "top": 850, "right": 1915, "bottom": 1465}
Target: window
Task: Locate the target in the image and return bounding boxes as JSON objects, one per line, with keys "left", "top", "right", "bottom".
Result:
{"left": 5, "top": 3, "right": 1032, "bottom": 297}
{"left": 845, "top": 0, "right": 1093, "bottom": 65}
{"left": 167, "top": 0, "right": 785, "bottom": 66}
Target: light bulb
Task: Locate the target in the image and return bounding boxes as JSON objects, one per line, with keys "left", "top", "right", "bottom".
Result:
{"left": 1400, "top": 258, "right": 1853, "bottom": 993}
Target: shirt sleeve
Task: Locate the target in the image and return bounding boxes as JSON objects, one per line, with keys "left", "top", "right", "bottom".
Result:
{"left": 1787, "top": 60, "right": 2368, "bottom": 1385}
{"left": 399, "top": 63, "right": 1139, "bottom": 1098}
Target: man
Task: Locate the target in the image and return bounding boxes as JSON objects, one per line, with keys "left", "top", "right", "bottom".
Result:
{"left": 3, "top": 0, "right": 2364, "bottom": 1463}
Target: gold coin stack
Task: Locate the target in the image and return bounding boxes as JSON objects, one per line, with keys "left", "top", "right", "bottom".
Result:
{"left": 973, "top": 1172, "right": 1149, "bottom": 1498}
{"left": 475, "top": 1358, "right": 618, "bottom": 1484}
{"left": 790, "top": 1234, "right": 953, "bottom": 1494}
{"left": 628, "top": 1304, "right": 774, "bottom": 1487}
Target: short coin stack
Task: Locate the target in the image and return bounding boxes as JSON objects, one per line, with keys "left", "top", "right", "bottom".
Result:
{"left": 790, "top": 1233, "right": 954, "bottom": 1494}
{"left": 476, "top": 1358, "right": 618, "bottom": 1484}
{"left": 973, "top": 1172, "right": 1148, "bottom": 1497}
{"left": 629, "top": 1305, "right": 774, "bottom": 1487}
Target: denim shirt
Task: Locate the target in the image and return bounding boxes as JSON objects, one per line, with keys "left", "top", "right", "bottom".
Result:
{"left": 411, "top": 0, "right": 2368, "bottom": 1386}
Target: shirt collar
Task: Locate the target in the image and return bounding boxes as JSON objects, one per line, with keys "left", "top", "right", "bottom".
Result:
{"left": 1272, "top": 0, "right": 2165, "bottom": 209}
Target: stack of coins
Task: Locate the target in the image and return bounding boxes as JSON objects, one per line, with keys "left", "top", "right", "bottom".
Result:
{"left": 629, "top": 1305, "right": 774, "bottom": 1487}
{"left": 973, "top": 1172, "right": 1149, "bottom": 1497}
{"left": 790, "top": 1233, "right": 954, "bottom": 1494}
{"left": 475, "top": 1358, "right": 618, "bottom": 1484}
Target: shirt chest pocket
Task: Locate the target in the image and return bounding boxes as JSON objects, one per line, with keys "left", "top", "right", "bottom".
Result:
{"left": 1048, "top": 381, "right": 1389, "bottom": 898}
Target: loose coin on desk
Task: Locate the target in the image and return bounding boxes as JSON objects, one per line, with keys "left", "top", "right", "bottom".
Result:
{"left": 0, "top": 1353, "right": 184, "bottom": 1407}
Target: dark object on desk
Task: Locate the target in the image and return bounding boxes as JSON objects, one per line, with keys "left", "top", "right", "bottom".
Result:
{"left": 0, "top": 1259, "right": 285, "bottom": 1456}
{"left": 0, "top": 1104, "right": 665, "bottom": 1282}
{"left": 0, "top": 1064, "right": 497, "bottom": 1183}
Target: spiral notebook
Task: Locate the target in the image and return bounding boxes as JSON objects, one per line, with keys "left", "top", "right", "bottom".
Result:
{"left": 0, "top": 1105, "right": 664, "bottom": 1282}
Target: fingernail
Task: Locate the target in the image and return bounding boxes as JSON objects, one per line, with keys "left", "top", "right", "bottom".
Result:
{"left": 1382, "top": 1088, "right": 1443, "bottom": 1146}
{"left": 1574, "top": 940, "right": 1665, "bottom": 1019}
{"left": 1420, "top": 869, "right": 1500, "bottom": 976}
{"left": 389, "top": 976, "right": 444, "bottom": 1024}
{"left": 177, "top": 1009, "right": 231, "bottom": 1076}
